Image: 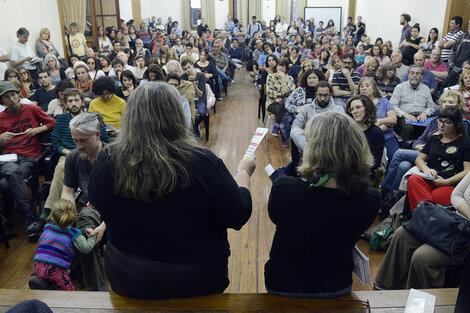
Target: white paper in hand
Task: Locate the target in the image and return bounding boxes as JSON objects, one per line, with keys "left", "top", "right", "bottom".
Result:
{"left": 244, "top": 128, "right": 268, "bottom": 158}
{"left": 0, "top": 153, "right": 17, "bottom": 163}
{"left": 352, "top": 245, "right": 372, "bottom": 286}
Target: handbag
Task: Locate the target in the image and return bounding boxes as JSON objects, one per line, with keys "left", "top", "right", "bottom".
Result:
{"left": 364, "top": 213, "right": 404, "bottom": 251}
{"left": 402, "top": 199, "right": 470, "bottom": 257}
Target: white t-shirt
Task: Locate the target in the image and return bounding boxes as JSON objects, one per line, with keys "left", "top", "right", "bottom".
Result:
{"left": 0, "top": 47, "right": 8, "bottom": 80}
{"left": 10, "top": 42, "right": 36, "bottom": 70}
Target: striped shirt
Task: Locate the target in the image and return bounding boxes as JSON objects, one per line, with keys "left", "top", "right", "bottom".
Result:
{"left": 331, "top": 70, "right": 361, "bottom": 100}
{"left": 441, "top": 30, "right": 463, "bottom": 61}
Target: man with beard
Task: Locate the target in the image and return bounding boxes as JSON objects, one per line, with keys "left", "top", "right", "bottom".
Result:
{"left": 30, "top": 112, "right": 108, "bottom": 291}
{"left": 0, "top": 81, "right": 55, "bottom": 232}
{"left": 390, "top": 65, "right": 437, "bottom": 141}
{"left": 26, "top": 88, "right": 109, "bottom": 236}
{"left": 290, "top": 81, "right": 344, "bottom": 152}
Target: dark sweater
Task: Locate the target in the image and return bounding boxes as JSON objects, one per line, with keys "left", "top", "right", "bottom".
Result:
{"left": 364, "top": 125, "right": 385, "bottom": 170}
{"left": 265, "top": 176, "right": 380, "bottom": 293}
{"left": 88, "top": 148, "right": 252, "bottom": 263}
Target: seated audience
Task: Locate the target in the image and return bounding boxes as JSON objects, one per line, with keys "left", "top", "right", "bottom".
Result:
{"left": 89, "top": 76, "right": 126, "bottom": 135}
{"left": 376, "top": 61, "right": 401, "bottom": 99}
{"left": 115, "top": 70, "right": 136, "bottom": 101}
{"left": 165, "top": 60, "right": 196, "bottom": 123}
{"left": 391, "top": 65, "right": 437, "bottom": 141}
{"left": 424, "top": 48, "right": 448, "bottom": 87}
{"left": 266, "top": 58, "right": 295, "bottom": 143}
{"left": 0, "top": 81, "right": 55, "bottom": 232}
{"left": 134, "top": 39, "right": 151, "bottom": 61}
{"left": 265, "top": 110, "right": 380, "bottom": 297}
{"left": 359, "top": 77, "right": 398, "bottom": 160}
{"left": 331, "top": 53, "right": 361, "bottom": 108}
{"left": 375, "top": 110, "right": 470, "bottom": 289}
{"left": 43, "top": 54, "right": 66, "bottom": 86}
{"left": 381, "top": 91, "right": 467, "bottom": 194}
{"left": 134, "top": 55, "right": 147, "bottom": 79}
{"left": 402, "top": 51, "right": 437, "bottom": 94}
{"left": 4, "top": 68, "right": 30, "bottom": 98}
{"left": 391, "top": 50, "right": 409, "bottom": 81}
{"left": 459, "top": 70, "right": 470, "bottom": 118}
{"left": 195, "top": 48, "right": 219, "bottom": 99}
{"left": 30, "top": 70, "right": 56, "bottom": 111}
{"left": 47, "top": 79, "right": 74, "bottom": 117}
{"left": 73, "top": 61, "right": 94, "bottom": 102}
{"left": 139, "top": 63, "right": 166, "bottom": 85}
{"left": 87, "top": 81, "right": 255, "bottom": 299}
{"left": 85, "top": 57, "right": 105, "bottom": 81}
{"left": 18, "top": 67, "right": 39, "bottom": 96}
{"left": 166, "top": 73, "right": 192, "bottom": 127}
{"left": 346, "top": 95, "right": 385, "bottom": 170}
{"left": 291, "top": 81, "right": 343, "bottom": 152}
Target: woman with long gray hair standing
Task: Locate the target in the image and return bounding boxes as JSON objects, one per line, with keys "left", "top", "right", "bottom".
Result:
{"left": 88, "top": 81, "right": 256, "bottom": 299}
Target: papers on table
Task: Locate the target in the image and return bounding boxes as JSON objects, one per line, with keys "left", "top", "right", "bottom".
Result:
{"left": 244, "top": 128, "right": 268, "bottom": 159}
{"left": 352, "top": 245, "right": 371, "bottom": 286}
{"left": 405, "top": 118, "right": 432, "bottom": 127}
{"left": 404, "top": 289, "right": 436, "bottom": 313}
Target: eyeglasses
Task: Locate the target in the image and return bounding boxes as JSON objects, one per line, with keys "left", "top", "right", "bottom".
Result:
{"left": 437, "top": 119, "right": 453, "bottom": 126}
{"left": 348, "top": 105, "right": 364, "bottom": 113}
{"left": 87, "top": 61, "right": 95, "bottom": 64}
{"left": 8, "top": 75, "right": 18, "bottom": 79}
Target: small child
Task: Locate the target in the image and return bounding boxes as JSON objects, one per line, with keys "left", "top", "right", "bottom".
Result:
{"left": 30, "top": 199, "right": 96, "bottom": 290}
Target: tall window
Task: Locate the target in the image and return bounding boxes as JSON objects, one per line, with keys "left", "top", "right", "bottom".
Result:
{"left": 190, "top": 0, "right": 202, "bottom": 27}
{"left": 292, "top": 0, "right": 297, "bottom": 21}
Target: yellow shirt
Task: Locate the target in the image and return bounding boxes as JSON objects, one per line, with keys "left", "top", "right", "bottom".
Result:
{"left": 89, "top": 95, "right": 126, "bottom": 129}
{"left": 66, "top": 33, "right": 86, "bottom": 56}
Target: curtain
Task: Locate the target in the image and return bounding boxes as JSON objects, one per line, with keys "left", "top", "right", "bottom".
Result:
{"left": 238, "top": 0, "right": 248, "bottom": 27}
{"left": 276, "top": 0, "right": 290, "bottom": 22}
{"left": 181, "top": 0, "right": 191, "bottom": 31}
{"left": 296, "top": 0, "right": 306, "bottom": 22}
{"left": 201, "top": 0, "right": 215, "bottom": 30}
{"left": 59, "top": 0, "right": 87, "bottom": 33}
{"left": 249, "top": 0, "right": 263, "bottom": 22}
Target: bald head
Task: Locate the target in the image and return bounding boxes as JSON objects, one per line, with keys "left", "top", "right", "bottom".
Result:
{"left": 413, "top": 51, "right": 425, "bottom": 66}
{"left": 117, "top": 51, "right": 128, "bottom": 65}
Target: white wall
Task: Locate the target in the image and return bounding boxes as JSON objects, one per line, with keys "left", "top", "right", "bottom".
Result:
{"left": 356, "top": 0, "right": 446, "bottom": 49}
{"left": 306, "top": 0, "right": 349, "bottom": 31}
{"left": 215, "top": 0, "right": 229, "bottom": 29}
{"left": 119, "top": 0, "right": 133, "bottom": 22}
{"left": 263, "top": 0, "right": 276, "bottom": 24}
{"left": 0, "top": 0, "right": 64, "bottom": 60}
{"left": 140, "top": 0, "right": 182, "bottom": 24}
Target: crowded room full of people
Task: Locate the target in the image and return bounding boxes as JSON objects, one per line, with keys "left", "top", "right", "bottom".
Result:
{"left": 0, "top": 0, "right": 470, "bottom": 310}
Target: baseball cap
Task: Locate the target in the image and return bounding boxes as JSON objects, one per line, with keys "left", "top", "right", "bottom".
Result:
{"left": 0, "top": 81, "right": 19, "bottom": 102}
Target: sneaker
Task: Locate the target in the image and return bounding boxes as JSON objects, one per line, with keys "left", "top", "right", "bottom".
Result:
{"left": 271, "top": 124, "right": 280, "bottom": 137}
{"left": 25, "top": 218, "right": 45, "bottom": 237}
{"left": 29, "top": 276, "right": 53, "bottom": 290}
{"left": 217, "top": 97, "right": 223, "bottom": 101}
{"left": 235, "top": 63, "right": 242, "bottom": 69}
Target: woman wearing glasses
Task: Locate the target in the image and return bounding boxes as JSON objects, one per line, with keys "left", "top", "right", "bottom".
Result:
{"left": 375, "top": 105, "right": 470, "bottom": 290}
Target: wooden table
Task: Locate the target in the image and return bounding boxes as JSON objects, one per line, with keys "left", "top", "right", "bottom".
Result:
{"left": 0, "top": 288, "right": 458, "bottom": 312}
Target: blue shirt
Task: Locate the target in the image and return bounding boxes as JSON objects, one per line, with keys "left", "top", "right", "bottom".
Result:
{"left": 258, "top": 52, "right": 280, "bottom": 66}
{"left": 402, "top": 69, "right": 437, "bottom": 90}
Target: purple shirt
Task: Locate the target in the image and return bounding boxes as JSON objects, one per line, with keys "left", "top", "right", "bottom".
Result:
{"left": 376, "top": 97, "right": 396, "bottom": 140}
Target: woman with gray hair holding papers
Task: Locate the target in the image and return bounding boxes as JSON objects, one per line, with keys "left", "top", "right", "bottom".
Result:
{"left": 265, "top": 111, "right": 380, "bottom": 297}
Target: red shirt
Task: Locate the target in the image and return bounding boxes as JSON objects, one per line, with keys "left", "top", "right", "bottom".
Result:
{"left": 424, "top": 60, "right": 448, "bottom": 85}
{"left": 0, "top": 103, "right": 55, "bottom": 158}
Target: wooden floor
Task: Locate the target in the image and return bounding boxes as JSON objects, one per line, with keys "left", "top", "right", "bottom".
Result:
{"left": 0, "top": 68, "right": 384, "bottom": 293}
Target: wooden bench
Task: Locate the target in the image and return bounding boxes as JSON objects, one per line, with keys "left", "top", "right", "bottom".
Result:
{"left": 0, "top": 288, "right": 458, "bottom": 312}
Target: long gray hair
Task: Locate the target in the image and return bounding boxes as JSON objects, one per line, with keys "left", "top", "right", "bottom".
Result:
{"left": 110, "top": 81, "right": 199, "bottom": 202}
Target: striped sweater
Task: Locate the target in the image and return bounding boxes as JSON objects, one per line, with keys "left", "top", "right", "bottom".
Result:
{"left": 34, "top": 224, "right": 82, "bottom": 269}
{"left": 51, "top": 112, "right": 110, "bottom": 154}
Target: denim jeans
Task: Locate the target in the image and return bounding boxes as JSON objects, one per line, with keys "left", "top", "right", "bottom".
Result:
{"left": 381, "top": 149, "right": 420, "bottom": 191}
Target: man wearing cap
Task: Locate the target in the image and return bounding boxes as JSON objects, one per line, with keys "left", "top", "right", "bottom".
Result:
{"left": 0, "top": 81, "right": 55, "bottom": 231}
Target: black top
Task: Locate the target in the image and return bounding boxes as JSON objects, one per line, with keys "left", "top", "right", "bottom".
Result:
{"left": 265, "top": 176, "right": 380, "bottom": 293}
{"left": 422, "top": 134, "right": 470, "bottom": 179}
{"left": 181, "top": 72, "right": 207, "bottom": 104}
{"left": 88, "top": 148, "right": 252, "bottom": 263}
{"left": 194, "top": 60, "right": 218, "bottom": 81}
{"left": 63, "top": 148, "right": 93, "bottom": 204}
{"left": 364, "top": 125, "right": 385, "bottom": 170}
{"left": 400, "top": 37, "right": 423, "bottom": 66}
{"left": 377, "top": 77, "right": 401, "bottom": 95}
{"left": 29, "top": 87, "right": 57, "bottom": 112}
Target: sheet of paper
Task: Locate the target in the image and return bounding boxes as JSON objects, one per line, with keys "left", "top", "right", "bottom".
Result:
{"left": 352, "top": 245, "right": 372, "bottom": 286}
{"left": 244, "top": 128, "right": 268, "bottom": 158}
{"left": 404, "top": 289, "right": 436, "bottom": 313}
{"left": 0, "top": 153, "right": 17, "bottom": 163}
{"left": 264, "top": 164, "right": 275, "bottom": 176}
